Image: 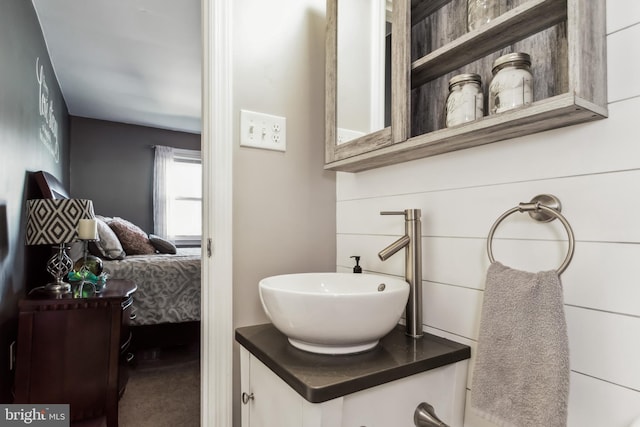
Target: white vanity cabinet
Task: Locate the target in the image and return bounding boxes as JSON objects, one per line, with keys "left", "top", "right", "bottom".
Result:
{"left": 241, "top": 348, "right": 469, "bottom": 427}
{"left": 237, "top": 324, "right": 471, "bottom": 427}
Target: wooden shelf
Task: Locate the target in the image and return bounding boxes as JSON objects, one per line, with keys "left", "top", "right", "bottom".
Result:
{"left": 411, "top": 0, "right": 567, "bottom": 87}
{"left": 325, "top": 94, "right": 607, "bottom": 172}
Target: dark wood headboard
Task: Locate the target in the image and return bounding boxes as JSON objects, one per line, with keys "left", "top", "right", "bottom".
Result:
{"left": 32, "top": 171, "right": 69, "bottom": 199}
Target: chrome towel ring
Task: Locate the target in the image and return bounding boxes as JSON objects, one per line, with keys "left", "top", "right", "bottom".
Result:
{"left": 487, "top": 194, "right": 575, "bottom": 274}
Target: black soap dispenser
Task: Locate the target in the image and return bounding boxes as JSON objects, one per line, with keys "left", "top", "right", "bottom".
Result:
{"left": 350, "top": 256, "right": 362, "bottom": 273}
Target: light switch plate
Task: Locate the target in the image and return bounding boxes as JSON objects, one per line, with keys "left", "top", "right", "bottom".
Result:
{"left": 240, "top": 109, "right": 286, "bottom": 152}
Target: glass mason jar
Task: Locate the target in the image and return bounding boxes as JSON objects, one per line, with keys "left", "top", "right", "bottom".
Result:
{"left": 467, "top": 0, "right": 500, "bottom": 31}
{"left": 489, "top": 52, "right": 533, "bottom": 114}
{"left": 445, "top": 73, "right": 484, "bottom": 127}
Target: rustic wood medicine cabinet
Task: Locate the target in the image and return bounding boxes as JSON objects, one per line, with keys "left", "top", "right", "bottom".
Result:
{"left": 325, "top": 0, "right": 608, "bottom": 173}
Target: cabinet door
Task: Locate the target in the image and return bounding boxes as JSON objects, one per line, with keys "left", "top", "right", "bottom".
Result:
{"left": 341, "top": 361, "right": 468, "bottom": 427}
{"left": 14, "top": 300, "right": 122, "bottom": 425}
{"left": 241, "top": 349, "right": 303, "bottom": 427}
{"left": 325, "top": 0, "right": 410, "bottom": 164}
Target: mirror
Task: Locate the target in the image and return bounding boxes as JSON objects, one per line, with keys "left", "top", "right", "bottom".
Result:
{"left": 336, "top": 0, "right": 391, "bottom": 144}
{"left": 325, "top": 0, "right": 408, "bottom": 166}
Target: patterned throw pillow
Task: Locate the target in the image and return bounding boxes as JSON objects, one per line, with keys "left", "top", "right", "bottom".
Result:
{"left": 90, "top": 217, "right": 126, "bottom": 260}
{"left": 108, "top": 217, "right": 156, "bottom": 255}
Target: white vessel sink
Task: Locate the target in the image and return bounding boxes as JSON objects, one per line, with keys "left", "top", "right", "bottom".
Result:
{"left": 259, "top": 272, "right": 409, "bottom": 355}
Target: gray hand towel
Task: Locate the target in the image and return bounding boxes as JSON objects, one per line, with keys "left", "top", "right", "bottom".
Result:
{"left": 471, "top": 262, "right": 570, "bottom": 427}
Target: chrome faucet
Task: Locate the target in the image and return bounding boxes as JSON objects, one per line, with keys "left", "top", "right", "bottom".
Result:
{"left": 378, "top": 209, "right": 423, "bottom": 338}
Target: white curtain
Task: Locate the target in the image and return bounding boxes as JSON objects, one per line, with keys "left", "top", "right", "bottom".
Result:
{"left": 153, "top": 145, "right": 174, "bottom": 239}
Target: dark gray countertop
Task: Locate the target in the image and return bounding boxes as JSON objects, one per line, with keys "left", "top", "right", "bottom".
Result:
{"left": 235, "top": 323, "right": 471, "bottom": 403}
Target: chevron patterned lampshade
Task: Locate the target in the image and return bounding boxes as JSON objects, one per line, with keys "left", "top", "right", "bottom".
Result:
{"left": 26, "top": 199, "right": 95, "bottom": 245}
{"left": 25, "top": 198, "right": 95, "bottom": 294}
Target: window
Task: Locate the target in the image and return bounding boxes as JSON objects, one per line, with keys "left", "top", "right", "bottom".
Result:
{"left": 154, "top": 146, "right": 202, "bottom": 246}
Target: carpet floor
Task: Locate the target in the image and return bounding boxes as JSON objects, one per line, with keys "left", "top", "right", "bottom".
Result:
{"left": 119, "top": 347, "right": 200, "bottom": 427}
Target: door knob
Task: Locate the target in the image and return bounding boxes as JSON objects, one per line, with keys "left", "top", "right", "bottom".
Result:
{"left": 241, "top": 392, "right": 254, "bottom": 404}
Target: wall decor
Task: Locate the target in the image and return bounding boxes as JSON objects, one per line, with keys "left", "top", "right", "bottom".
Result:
{"left": 36, "top": 56, "right": 60, "bottom": 163}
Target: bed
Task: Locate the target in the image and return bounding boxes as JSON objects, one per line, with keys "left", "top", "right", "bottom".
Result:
{"left": 32, "top": 171, "right": 202, "bottom": 347}
{"left": 101, "top": 248, "right": 201, "bottom": 326}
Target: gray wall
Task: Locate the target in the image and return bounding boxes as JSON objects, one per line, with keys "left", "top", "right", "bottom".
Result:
{"left": 70, "top": 117, "right": 200, "bottom": 235}
{"left": 0, "top": 0, "right": 70, "bottom": 402}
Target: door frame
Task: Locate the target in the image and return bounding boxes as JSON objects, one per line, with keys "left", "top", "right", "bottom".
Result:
{"left": 201, "top": 0, "right": 234, "bottom": 425}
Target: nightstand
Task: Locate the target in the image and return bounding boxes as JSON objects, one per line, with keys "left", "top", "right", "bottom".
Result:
{"left": 14, "top": 280, "right": 137, "bottom": 427}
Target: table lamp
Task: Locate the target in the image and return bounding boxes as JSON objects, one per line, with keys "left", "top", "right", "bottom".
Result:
{"left": 25, "top": 198, "right": 95, "bottom": 293}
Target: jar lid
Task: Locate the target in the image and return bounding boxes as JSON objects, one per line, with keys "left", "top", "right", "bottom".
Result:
{"left": 492, "top": 52, "right": 531, "bottom": 73}
{"left": 448, "top": 73, "right": 481, "bottom": 89}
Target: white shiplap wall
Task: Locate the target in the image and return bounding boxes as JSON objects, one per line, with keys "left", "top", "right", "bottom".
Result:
{"left": 335, "top": 2, "right": 640, "bottom": 426}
